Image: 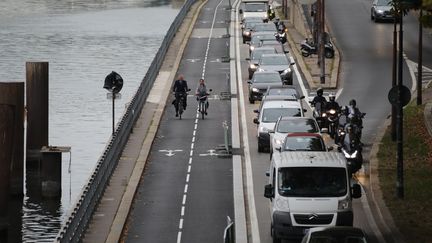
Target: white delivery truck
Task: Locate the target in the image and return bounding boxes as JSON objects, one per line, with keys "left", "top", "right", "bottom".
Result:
{"left": 239, "top": 0, "right": 269, "bottom": 22}
{"left": 264, "top": 151, "right": 362, "bottom": 242}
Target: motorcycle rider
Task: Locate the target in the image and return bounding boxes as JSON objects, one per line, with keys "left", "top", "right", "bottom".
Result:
{"left": 195, "top": 78, "right": 209, "bottom": 115}
{"left": 173, "top": 74, "right": 189, "bottom": 117}
{"left": 346, "top": 99, "right": 363, "bottom": 128}
{"left": 326, "top": 93, "right": 340, "bottom": 111}
{"left": 311, "top": 87, "right": 327, "bottom": 108}
{"left": 339, "top": 124, "right": 361, "bottom": 151}
{"left": 267, "top": 6, "right": 275, "bottom": 21}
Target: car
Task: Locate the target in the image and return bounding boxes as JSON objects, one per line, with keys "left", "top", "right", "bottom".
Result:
{"left": 253, "top": 100, "right": 305, "bottom": 152}
{"left": 247, "top": 71, "right": 284, "bottom": 103}
{"left": 269, "top": 117, "right": 320, "bottom": 158}
{"left": 301, "top": 226, "right": 368, "bottom": 243}
{"left": 249, "top": 31, "right": 277, "bottom": 54}
{"left": 371, "top": 0, "right": 395, "bottom": 22}
{"left": 242, "top": 18, "right": 262, "bottom": 43}
{"left": 256, "top": 53, "right": 295, "bottom": 85}
{"left": 247, "top": 46, "right": 277, "bottom": 79}
{"left": 239, "top": 0, "right": 269, "bottom": 23}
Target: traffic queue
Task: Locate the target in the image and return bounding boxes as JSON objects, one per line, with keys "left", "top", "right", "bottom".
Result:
{"left": 240, "top": 1, "right": 368, "bottom": 242}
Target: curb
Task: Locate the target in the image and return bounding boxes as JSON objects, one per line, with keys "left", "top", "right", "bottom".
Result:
{"left": 105, "top": 1, "right": 208, "bottom": 242}
{"left": 368, "top": 117, "right": 406, "bottom": 243}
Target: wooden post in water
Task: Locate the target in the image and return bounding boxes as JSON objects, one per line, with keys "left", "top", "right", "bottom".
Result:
{"left": 26, "top": 62, "right": 49, "bottom": 164}
{"left": 0, "top": 82, "right": 24, "bottom": 197}
{"left": 0, "top": 104, "right": 15, "bottom": 241}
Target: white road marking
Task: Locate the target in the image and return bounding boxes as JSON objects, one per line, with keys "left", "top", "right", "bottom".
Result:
{"left": 235, "top": 3, "right": 260, "bottom": 242}
{"left": 159, "top": 149, "right": 183, "bottom": 156}
{"left": 182, "top": 194, "right": 187, "bottom": 205}
{"left": 184, "top": 184, "right": 188, "bottom": 193}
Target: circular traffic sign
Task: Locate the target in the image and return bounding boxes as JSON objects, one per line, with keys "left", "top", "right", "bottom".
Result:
{"left": 388, "top": 85, "right": 411, "bottom": 107}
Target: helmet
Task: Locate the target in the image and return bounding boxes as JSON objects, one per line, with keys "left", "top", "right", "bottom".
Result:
{"left": 349, "top": 99, "right": 356, "bottom": 107}
{"left": 316, "top": 87, "right": 323, "bottom": 96}
{"left": 329, "top": 93, "right": 335, "bottom": 101}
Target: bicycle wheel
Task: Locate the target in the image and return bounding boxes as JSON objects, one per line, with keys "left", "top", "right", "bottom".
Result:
{"left": 178, "top": 100, "right": 183, "bottom": 120}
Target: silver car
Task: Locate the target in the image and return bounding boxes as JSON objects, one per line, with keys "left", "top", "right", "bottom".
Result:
{"left": 247, "top": 46, "right": 277, "bottom": 79}
{"left": 371, "top": 0, "right": 395, "bottom": 22}
{"left": 257, "top": 53, "right": 295, "bottom": 85}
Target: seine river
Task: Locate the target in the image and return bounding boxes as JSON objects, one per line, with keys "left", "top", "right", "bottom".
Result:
{"left": 0, "top": 0, "right": 179, "bottom": 241}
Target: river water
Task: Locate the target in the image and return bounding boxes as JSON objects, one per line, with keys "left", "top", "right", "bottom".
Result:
{"left": 0, "top": 0, "right": 179, "bottom": 241}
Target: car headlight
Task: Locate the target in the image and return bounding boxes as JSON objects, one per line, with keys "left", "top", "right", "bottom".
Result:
{"left": 342, "top": 149, "right": 358, "bottom": 158}
{"left": 245, "top": 31, "right": 251, "bottom": 36}
{"left": 275, "top": 139, "right": 283, "bottom": 146}
{"left": 259, "top": 126, "right": 269, "bottom": 133}
{"left": 282, "top": 68, "right": 291, "bottom": 74}
{"left": 252, "top": 87, "right": 259, "bottom": 92}
{"left": 338, "top": 197, "right": 351, "bottom": 210}
{"left": 329, "top": 109, "right": 336, "bottom": 115}
{"left": 321, "top": 113, "right": 327, "bottom": 117}
{"left": 376, "top": 9, "right": 384, "bottom": 13}
{"left": 250, "top": 64, "right": 256, "bottom": 69}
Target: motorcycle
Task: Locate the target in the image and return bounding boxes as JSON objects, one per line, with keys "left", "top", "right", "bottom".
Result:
{"left": 310, "top": 101, "right": 327, "bottom": 131}
{"left": 275, "top": 31, "right": 287, "bottom": 44}
{"left": 339, "top": 140, "right": 363, "bottom": 174}
{"left": 300, "top": 38, "right": 335, "bottom": 58}
{"left": 326, "top": 108, "right": 340, "bottom": 139}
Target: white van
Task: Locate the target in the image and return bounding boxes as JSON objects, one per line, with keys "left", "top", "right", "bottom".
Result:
{"left": 264, "top": 151, "right": 362, "bottom": 242}
{"left": 239, "top": 0, "right": 269, "bottom": 22}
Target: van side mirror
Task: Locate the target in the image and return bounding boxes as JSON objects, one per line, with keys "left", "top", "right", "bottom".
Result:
{"left": 209, "top": 89, "right": 213, "bottom": 92}
{"left": 239, "top": 9, "right": 243, "bottom": 14}
{"left": 268, "top": 129, "right": 274, "bottom": 134}
{"left": 247, "top": 80, "right": 252, "bottom": 84}
{"left": 290, "top": 61, "right": 295, "bottom": 65}
{"left": 253, "top": 118, "right": 259, "bottom": 124}
{"left": 351, "top": 184, "right": 362, "bottom": 199}
{"left": 264, "top": 184, "right": 274, "bottom": 198}
{"left": 303, "top": 109, "right": 307, "bottom": 113}
{"left": 276, "top": 147, "right": 282, "bottom": 152}
{"left": 299, "top": 95, "right": 305, "bottom": 100}
{"left": 265, "top": 170, "right": 270, "bottom": 177}
{"left": 246, "top": 57, "right": 251, "bottom": 61}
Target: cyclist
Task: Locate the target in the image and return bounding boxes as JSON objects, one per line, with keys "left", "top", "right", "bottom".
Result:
{"left": 172, "top": 74, "right": 189, "bottom": 117}
{"left": 195, "top": 78, "right": 209, "bottom": 115}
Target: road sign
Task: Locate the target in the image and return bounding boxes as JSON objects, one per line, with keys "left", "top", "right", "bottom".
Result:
{"left": 388, "top": 85, "right": 411, "bottom": 107}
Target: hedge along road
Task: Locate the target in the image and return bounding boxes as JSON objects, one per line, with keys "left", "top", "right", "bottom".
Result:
{"left": 122, "top": 0, "right": 235, "bottom": 242}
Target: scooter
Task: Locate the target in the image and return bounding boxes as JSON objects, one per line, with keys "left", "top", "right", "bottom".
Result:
{"left": 300, "top": 38, "right": 335, "bottom": 58}
{"left": 275, "top": 31, "right": 287, "bottom": 44}
{"left": 310, "top": 101, "right": 327, "bottom": 131}
{"left": 339, "top": 141, "right": 363, "bottom": 174}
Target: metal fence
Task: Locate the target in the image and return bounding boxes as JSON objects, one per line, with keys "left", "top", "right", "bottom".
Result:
{"left": 55, "top": 1, "right": 197, "bottom": 242}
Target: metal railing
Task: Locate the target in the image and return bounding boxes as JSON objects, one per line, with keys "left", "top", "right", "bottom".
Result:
{"left": 55, "top": 1, "right": 197, "bottom": 242}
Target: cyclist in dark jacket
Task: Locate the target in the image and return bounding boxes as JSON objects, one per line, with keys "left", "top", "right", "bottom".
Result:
{"left": 172, "top": 74, "right": 189, "bottom": 117}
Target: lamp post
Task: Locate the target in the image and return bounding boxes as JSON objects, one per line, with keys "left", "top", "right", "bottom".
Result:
{"left": 417, "top": 8, "right": 423, "bottom": 105}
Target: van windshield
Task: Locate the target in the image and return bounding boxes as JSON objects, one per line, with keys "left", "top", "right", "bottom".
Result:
{"left": 262, "top": 108, "right": 301, "bottom": 122}
{"left": 278, "top": 167, "right": 347, "bottom": 197}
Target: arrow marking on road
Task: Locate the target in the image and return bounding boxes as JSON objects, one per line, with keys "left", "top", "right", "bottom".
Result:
{"left": 199, "top": 149, "right": 218, "bottom": 156}
{"left": 159, "top": 149, "right": 183, "bottom": 157}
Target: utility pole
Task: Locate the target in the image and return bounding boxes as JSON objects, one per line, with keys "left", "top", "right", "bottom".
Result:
{"left": 396, "top": 12, "right": 404, "bottom": 199}
{"left": 320, "top": 0, "right": 325, "bottom": 84}
{"left": 392, "top": 17, "right": 397, "bottom": 141}
{"left": 417, "top": 8, "right": 423, "bottom": 105}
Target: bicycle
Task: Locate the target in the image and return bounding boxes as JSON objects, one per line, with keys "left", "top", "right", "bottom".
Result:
{"left": 197, "top": 89, "right": 211, "bottom": 119}
{"left": 175, "top": 91, "right": 188, "bottom": 120}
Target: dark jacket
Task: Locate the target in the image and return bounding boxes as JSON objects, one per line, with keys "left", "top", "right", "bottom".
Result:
{"left": 173, "top": 79, "right": 188, "bottom": 93}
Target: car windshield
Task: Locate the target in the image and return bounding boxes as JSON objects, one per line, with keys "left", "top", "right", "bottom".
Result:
{"left": 260, "top": 55, "right": 288, "bottom": 65}
{"left": 262, "top": 108, "right": 301, "bottom": 122}
{"left": 244, "top": 3, "right": 266, "bottom": 12}
{"left": 251, "top": 49, "right": 276, "bottom": 60}
{"left": 253, "top": 73, "right": 281, "bottom": 83}
{"left": 267, "top": 88, "right": 297, "bottom": 96}
{"left": 278, "top": 167, "right": 347, "bottom": 197}
{"left": 253, "top": 24, "right": 276, "bottom": 32}
{"left": 277, "top": 119, "right": 319, "bottom": 133}
{"left": 283, "top": 136, "right": 326, "bottom": 151}
{"left": 309, "top": 236, "right": 367, "bottom": 243}
{"left": 377, "top": 0, "right": 391, "bottom": 6}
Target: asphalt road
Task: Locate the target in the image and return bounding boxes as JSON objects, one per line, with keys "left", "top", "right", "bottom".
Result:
{"left": 123, "top": 0, "right": 234, "bottom": 242}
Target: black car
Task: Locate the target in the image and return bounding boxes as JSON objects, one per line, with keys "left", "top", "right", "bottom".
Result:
{"left": 247, "top": 71, "right": 283, "bottom": 103}
{"left": 247, "top": 46, "right": 277, "bottom": 79}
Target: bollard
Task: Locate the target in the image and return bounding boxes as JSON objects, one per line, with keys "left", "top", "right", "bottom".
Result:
{"left": 0, "top": 104, "right": 15, "bottom": 242}
{"left": 26, "top": 62, "right": 49, "bottom": 164}
{"left": 40, "top": 146, "right": 71, "bottom": 198}
{"left": 0, "top": 82, "right": 25, "bottom": 197}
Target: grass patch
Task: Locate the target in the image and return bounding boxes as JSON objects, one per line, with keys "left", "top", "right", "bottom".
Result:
{"left": 377, "top": 102, "right": 432, "bottom": 243}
